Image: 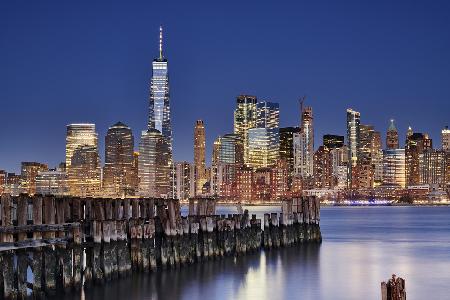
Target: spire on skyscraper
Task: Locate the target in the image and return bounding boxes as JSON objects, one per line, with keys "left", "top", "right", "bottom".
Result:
{"left": 388, "top": 119, "right": 397, "bottom": 132}
{"left": 159, "top": 25, "right": 163, "bottom": 60}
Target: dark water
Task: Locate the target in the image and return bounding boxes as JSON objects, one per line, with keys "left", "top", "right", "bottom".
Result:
{"left": 64, "top": 206, "right": 450, "bottom": 300}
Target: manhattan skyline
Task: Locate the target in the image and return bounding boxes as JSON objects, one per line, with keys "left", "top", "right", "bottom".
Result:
{"left": 2, "top": 1, "right": 450, "bottom": 172}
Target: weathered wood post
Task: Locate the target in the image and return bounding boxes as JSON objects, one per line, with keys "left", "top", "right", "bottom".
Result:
{"left": 1, "top": 194, "right": 17, "bottom": 300}
{"left": 43, "top": 195, "right": 57, "bottom": 295}
{"left": 31, "top": 195, "right": 44, "bottom": 298}
{"left": 17, "top": 194, "right": 29, "bottom": 299}
{"left": 381, "top": 275, "right": 406, "bottom": 300}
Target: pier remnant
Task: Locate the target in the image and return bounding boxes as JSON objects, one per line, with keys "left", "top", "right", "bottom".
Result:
{"left": 381, "top": 274, "right": 406, "bottom": 300}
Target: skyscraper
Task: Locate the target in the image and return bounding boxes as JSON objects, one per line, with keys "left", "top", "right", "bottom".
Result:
{"left": 234, "top": 95, "right": 257, "bottom": 164}
{"left": 194, "top": 120, "right": 207, "bottom": 195}
{"left": 247, "top": 101, "right": 280, "bottom": 168}
{"left": 148, "top": 26, "right": 172, "bottom": 161}
{"left": 103, "top": 122, "right": 137, "bottom": 197}
{"left": 419, "top": 149, "right": 446, "bottom": 187}
{"left": 279, "top": 127, "right": 300, "bottom": 184}
{"left": 442, "top": 126, "right": 450, "bottom": 152}
{"left": 138, "top": 129, "right": 171, "bottom": 198}
{"left": 294, "top": 106, "right": 314, "bottom": 178}
{"left": 68, "top": 145, "right": 101, "bottom": 197}
{"left": 405, "top": 131, "right": 432, "bottom": 186}
{"left": 346, "top": 108, "right": 360, "bottom": 188}
{"left": 175, "top": 161, "right": 194, "bottom": 200}
{"left": 386, "top": 119, "right": 399, "bottom": 149}
{"left": 65, "top": 124, "right": 98, "bottom": 169}
{"left": 382, "top": 149, "right": 406, "bottom": 188}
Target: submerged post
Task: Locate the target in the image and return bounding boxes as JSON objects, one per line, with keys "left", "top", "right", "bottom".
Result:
{"left": 381, "top": 275, "right": 406, "bottom": 300}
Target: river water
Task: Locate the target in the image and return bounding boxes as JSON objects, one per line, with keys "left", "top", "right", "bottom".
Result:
{"left": 62, "top": 206, "right": 450, "bottom": 300}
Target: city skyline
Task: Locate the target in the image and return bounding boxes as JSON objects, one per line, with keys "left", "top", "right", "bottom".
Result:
{"left": 2, "top": 1, "right": 450, "bottom": 172}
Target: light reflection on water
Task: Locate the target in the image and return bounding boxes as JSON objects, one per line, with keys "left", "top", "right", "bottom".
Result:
{"left": 58, "top": 206, "right": 450, "bottom": 300}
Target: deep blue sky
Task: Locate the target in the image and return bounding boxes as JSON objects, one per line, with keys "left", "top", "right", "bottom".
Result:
{"left": 1, "top": 0, "right": 450, "bottom": 173}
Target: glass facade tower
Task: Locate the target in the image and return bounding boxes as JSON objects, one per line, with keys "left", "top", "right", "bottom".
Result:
{"left": 148, "top": 26, "right": 172, "bottom": 161}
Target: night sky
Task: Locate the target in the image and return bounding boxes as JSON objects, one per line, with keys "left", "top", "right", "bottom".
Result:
{"left": 1, "top": 0, "right": 450, "bottom": 173}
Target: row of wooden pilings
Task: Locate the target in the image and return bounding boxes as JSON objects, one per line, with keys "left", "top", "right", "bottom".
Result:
{"left": 0, "top": 194, "right": 321, "bottom": 300}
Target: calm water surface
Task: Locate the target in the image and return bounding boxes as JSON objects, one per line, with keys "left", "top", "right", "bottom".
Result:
{"left": 63, "top": 206, "right": 450, "bottom": 300}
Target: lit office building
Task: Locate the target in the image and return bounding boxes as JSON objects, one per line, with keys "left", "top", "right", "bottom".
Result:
{"left": 386, "top": 119, "right": 399, "bottom": 149}
{"left": 234, "top": 95, "right": 257, "bottom": 164}
{"left": 372, "top": 131, "right": 383, "bottom": 185}
{"left": 36, "top": 170, "right": 68, "bottom": 196}
{"left": 382, "top": 149, "right": 406, "bottom": 188}
{"left": 419, "top": 149, "right": 446, "bottom": 187}
{"left": 68, "top": 145, "right": 101, "bottom": 197}
{"left": 65, "top": 124, "right": 98, "bottom": 169}
{"left": 323, "top": 134, "right": 344, "bottom": 149}
{"left": 194, "top": 120, "right": 207, "bottom": 195}
{"left": 248, "top": 128, "right": 279, "bottom": 168}
{"left": 5, "top": 173, "right": 22, "bottom": 196}
{"left": 138, "top": 129, "right": 171, "bottom": 198}
{"left": 294, "top": 106, "right": 314, "bottom": 178}
{"left": 405, "top": 131, "right": 432, "bottom": 186}
{"left": 20, "top": 162, "right": 48, "bottom": 195}
{"left": 103, "top": 122, "right": 137, "bottom": 197}
{"left": 330, "top": 146, "right": 349, "bottom": 189}
{"left": 279, "top": 127, "right": 300, "bottom": 184}
{"left": 175, "top": 161, "right": 194, "bottom": 200}
{"left": 148, "top": 26, "right": 172, "bottom": 162}
{"left": 346, "top": 108, "right": 361, "bottom": 188}
{"left": 442, "top": 126, "right": 450, "bottom": 152}
{"left": 256, "top": 101, "right": 279, "bottom": 128}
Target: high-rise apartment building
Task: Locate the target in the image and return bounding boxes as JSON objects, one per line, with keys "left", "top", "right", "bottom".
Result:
{"left": 419, "top": 149, "right": 446, "bottom": 187}
{"left": 294, "top": 106, "right": 314, "bottom": 178}
{"left": 234, "top": 95, "right": 257, "bottom": 164}
{"left": 346, "top": 109, "right": 361, "bottom": 188}
{"left": 442, "top": 126, "right": 450, "bottom": 152}
{"left": 103, "top": 122, "right": 137, "bottom": 197}
{"left": 20, "top": 162, "right": 48, "bottom": 195}
{"left": 0, "top": 170, "right": 7, "bottom": 195}
{"left": 194, "top": 120, "right": 207, "bottom": 195}
{"left": 313, "top": 146, "right": 333, "bottom": 188}
{"left": 386, "top": 119, "right": 399, "bottom": 149}
{"left": 175, "top": 161, "right": 194, "bottom": 200}
{"left": 138, "top": 129, "right": 171, "bottom": 198}
{"left": 68, "top": 145, "right": 101, "bottom": 197}
{"left": 148, "top": 26, "right": 172, "bottom": 160}
{"left": 382, "top": 149, "right": 406, "bottom": 188}
{"left": 405, "top": 131, "right": 432, "bottom": 186}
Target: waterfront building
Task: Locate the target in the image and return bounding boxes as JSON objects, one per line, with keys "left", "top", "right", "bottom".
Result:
{"left": 419, "top": 149, "right": 446, "bottom": 187}
{"left": 138, "top": 129, "right": 171, "bottom": 198}
{"left": 236, "top": 166, "right": 254, "bottom": 202}
{"left": 36, "top": 169, "right": 68, "bottom": 196}
{"left": 65, "top": 124, "right": 98, "bottom": 169}
{"left": 175, "top": 161, "right": 194, "bottom": 200}
{"left": 234, "top": 95, "right": 257, "bottom": 164}
{"left": 271, "top": 159, "right": 290, "bottom": 200}
{"left": 148, "top": 26, "right": 172, "bottom": 161}
{"left": 313, "top": 146, "right": 333, "bottom": 189}
{"left": 5, "top": 173, "right": 22, "bottom": 196}
{"left": 346, "top": 108, "right": 360, "bottom": 188}
{"left": 382, "top": 148, "right": 406, "bottom": 188}
{"left": 103, "top": 122, "right": 136, "bottom": 197}
{"left": 323, "top": 134, "right": 344, "bottom": 149}
{"left": 405, "top": 131, "right": 432, "bottom": 186}
{"left": 20, "top": 162, "right": 48, "bottom": 195}
{"left": 194, "top": 120, "right": 207, "bottom": 195}
{"left": 279, "top": 127, "right": 300, "bottom": 185}
{"left": 386, "top": 119, "right": 399, "bottom": 149}
{"left": 68, "top": 145, "right": 101, "bottom": 197}
{"left": 0, "top": 170, "right": 6, "bottom": 194}
{"left": 294, "top": 106, "right": 314, "bottom": 178}
{"left": 442, "top": 126, "right": 450, "bottom": 152}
